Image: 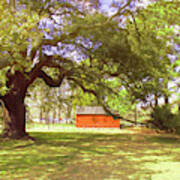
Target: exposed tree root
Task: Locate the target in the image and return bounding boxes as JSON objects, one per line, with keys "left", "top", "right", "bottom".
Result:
{"left": 1, "top": 131, "right": 35, "bottom": 140}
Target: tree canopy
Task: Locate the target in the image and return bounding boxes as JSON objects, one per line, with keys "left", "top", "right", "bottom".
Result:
{"left": 0, "top": 0, "right": 179, "bottom": 138}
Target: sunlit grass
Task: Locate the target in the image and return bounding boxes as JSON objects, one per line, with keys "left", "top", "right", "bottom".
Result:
{"left": 0, "top": 124, "right": 180, "bottom": 179}
{"left": 26, "top": 122, "right": 122, "bottom": 133}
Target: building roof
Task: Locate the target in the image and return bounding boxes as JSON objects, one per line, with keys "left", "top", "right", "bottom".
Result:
{"left": 76, "top": 106, "right": 107, "bottom": 115}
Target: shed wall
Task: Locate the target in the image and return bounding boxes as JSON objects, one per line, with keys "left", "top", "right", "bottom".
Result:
{"left": 76, "top": 114, "right": 120, "bottom": 128}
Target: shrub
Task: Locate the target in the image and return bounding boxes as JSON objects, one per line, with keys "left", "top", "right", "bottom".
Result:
{"left": 171, "top": 114, "right": 180, "bottom": 134}
{"left": 150, "top": 105, "right": 180, "bottom": 134}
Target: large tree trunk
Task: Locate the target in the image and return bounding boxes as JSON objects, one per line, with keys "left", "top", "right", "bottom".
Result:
{"left": 0, "top": 57, "right": 66, "bottom": 139}
{"left": 2, "top": 96, "right": 27, "bottom": 138}
{"left": 1, "top": 71, "right": 29, "bottom": 139}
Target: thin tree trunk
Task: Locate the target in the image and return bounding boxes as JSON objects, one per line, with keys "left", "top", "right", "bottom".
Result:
{"left": 10, "top": 0, "right": 16, "bottom": 12}
{"left": 53, "top": 110, "right": 56, "bottom": 124}
{"left": 134, "top": 105, "right": 137, "bottom": 125}
{"left": 58, "top": 107, "right": 61, "bottom": 123}
{"left": 164, "top": 81, "right": 169, "bottom": 105}
{"left": 40, "top": 107, "right": 43, "bottom": 122}
{"left": 154, "top": 94, "right": 158, "bottom": 107}
{"left": 164, "top": 96, "right": 169, "bottom": 105}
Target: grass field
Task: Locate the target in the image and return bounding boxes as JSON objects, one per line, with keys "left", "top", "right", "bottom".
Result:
{"left": 0, "top": 124, "right": 180, "bottom": 180}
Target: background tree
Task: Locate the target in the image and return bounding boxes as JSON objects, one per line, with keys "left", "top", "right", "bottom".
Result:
{"left": 26, "top": 79, "right": 73, "bottom": 123}
{"left": 127, "top": 0, "right": 180, "bottom": 106}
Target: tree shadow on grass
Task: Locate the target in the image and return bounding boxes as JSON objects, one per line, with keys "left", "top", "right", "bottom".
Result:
{"left": 146, "top": 136, "right": 180, "bottom": 144}
{"left": 0, "top": 132, "right": 180, "bottom": 179}
{"left": 32, "top": 132, "right": 180, "bottom": 178}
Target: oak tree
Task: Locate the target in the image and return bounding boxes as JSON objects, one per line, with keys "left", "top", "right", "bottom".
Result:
{"left": 0, "top": 0, "right": 175, "bottom": 138}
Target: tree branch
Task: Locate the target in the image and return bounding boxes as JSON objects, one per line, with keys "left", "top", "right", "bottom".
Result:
{"left": 67, "top": 77, "right": 98, "bottom": 97}
{"left": 26, "top": 54, "right": 74, "bottom": 89}
{"left": 41, "top": 30, "right": 80, "bottom": 46}
{"left": 108, "top": 0, "right": 133, "bottom": 21}
{"left": 127, "top": 10, "right": 141, "bottom": 41}
{"left": 38, "top": 70, "right": 65, "bottom": 87}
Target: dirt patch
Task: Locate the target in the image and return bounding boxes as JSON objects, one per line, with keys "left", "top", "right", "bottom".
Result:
{"left": 122, "top": 127, "right": 180, "bottom": 138}
{"left": 127, "top": 127, "right": 158, "bottom": 135}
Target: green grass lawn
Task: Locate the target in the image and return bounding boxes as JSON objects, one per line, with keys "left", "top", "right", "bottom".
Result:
{"left": 0, "top": 124, "right": 180, "bottom": 180}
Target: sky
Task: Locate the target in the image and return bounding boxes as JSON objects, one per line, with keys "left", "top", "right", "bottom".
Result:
{"left": 99, "top": 0, "right": 150, "bottom": 10}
